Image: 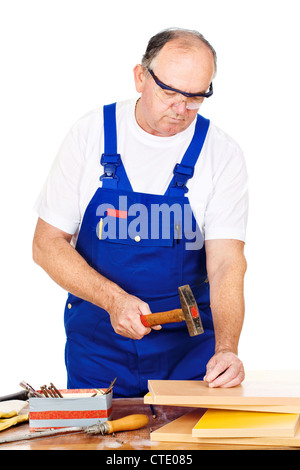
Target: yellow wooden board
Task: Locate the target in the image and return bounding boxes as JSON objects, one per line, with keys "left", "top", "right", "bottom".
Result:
{"left": 151, "top": 410, "right": 300, "bottom": 447}
{"left": 192, "top": 409, "right": 299, "bottom": 438}
{"left": 144, "top": 392, "right": 300, "bottom": 413}
{"left": 148, "top": 379, "right": 300, "bottom": 406}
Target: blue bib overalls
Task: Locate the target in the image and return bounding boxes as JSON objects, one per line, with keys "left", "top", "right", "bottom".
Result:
{"left": 64, "top": 103, "right": 215, "bottom": 397}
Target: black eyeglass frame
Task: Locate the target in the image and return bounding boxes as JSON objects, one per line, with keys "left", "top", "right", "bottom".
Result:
{"left": 147, "top": 68, "right": 213, "bottom": 98}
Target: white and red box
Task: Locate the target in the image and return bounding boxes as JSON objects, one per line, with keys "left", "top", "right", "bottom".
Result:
{"left": 29, "top": 389, "right": 112, "bottom": 430}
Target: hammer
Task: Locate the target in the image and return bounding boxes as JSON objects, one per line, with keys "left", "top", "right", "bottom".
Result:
{"left": 140, "top": 285, "right": 204, "bottom": 336}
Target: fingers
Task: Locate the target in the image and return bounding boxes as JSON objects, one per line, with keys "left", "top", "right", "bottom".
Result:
{"left": 114, "top": 318, "right": 151, "bottom": 340}
{"left": 112, "top": 310, "right": 151, "bottom": 340}
{"left": 151, "top": 325, "right": 163, "bottom": 331}
{"left": 204, "top": 351, "right": 245, "bottom": 388}
{"left": 108, "top": 293, "right": 162, "bottom": 340}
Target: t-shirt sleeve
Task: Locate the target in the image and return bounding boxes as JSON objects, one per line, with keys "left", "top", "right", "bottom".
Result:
{"left": 204, "top": 144, "right": 249, "bottom": 242}
{"left": 34, "top": 121, "right": 86, "bottom": 235}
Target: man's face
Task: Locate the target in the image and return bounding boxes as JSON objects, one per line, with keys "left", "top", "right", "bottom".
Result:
{"left": 134, "top": 41, "right": 215, "bottom": 137}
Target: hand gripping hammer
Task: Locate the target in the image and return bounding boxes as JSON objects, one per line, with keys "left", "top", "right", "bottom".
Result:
{"left": 140, "top": 284, "right": 204, "bottom": 336}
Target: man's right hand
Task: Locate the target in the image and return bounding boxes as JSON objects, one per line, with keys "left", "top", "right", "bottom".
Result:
{"left": 107, "top": 291, "right": 162, "bottom": 340}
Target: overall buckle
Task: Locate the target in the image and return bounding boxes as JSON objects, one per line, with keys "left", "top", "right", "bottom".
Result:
{"left": 100, "top": 153, "right": 121, "bottom": 180}
{"left": 172, "top": 163, "right": 194, "bottom": 193}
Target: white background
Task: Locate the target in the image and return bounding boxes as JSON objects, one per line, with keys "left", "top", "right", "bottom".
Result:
{"left": 0, "top": 0, "right": 299, "bottom": 396}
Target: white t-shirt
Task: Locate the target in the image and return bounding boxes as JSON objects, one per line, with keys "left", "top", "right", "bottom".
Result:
{"left": 34, "top": 99, "right": 248, "bottom": 243}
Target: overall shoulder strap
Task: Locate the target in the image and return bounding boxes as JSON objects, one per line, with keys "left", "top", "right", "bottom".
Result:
{"left": 100, "top": 103, "right": 133, "bottom": 191}
{"left": 166, "top": 114, "right": 210, "bottom": 197}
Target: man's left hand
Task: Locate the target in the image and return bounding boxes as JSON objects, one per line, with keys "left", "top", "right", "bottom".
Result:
{"left": 204, "top": 351, "right": 245, "bottom": 388}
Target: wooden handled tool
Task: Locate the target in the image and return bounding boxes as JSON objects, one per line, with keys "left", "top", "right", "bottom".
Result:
{"left": 140, "top": 284, "right": 204, "bottom": 337}
{"left": 140, "top": 309, "right": 183, "bottom": 327}
{"left": 140, "top": 308, "right": 191, "bottom": 330}
{"left": 0, "top": 414, "right": 149, "bottom": 444}
{"left": 86, "top": 414, "right": 149, "bottom": 435}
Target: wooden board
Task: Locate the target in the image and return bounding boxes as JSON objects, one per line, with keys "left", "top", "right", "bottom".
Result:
{"left": 192, "top": 409, "right": 299, "bottom": 438}
{"left": 151, "top": 409, "right": 300, "bottom": 447}
{"left": 148, "top": 379, "right": 300, "bottom": 406}
{"left": 144, "top": 392, "right": 300, "bottom": 413}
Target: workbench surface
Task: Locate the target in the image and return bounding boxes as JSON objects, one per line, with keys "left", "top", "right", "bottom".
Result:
{"left": 0, "top": 397, "right": 298, "bottom": 450}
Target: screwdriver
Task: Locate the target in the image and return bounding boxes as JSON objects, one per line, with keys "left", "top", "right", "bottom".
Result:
{"left": 0, "top": 414, "right": 149, "bottom": 445}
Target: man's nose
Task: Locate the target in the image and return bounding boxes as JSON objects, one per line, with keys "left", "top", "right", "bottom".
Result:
{"left": 172, "top": 99, "right": 188, "bottom": 114}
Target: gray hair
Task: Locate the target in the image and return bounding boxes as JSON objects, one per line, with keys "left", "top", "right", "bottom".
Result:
{"left": 141, "top": 27, "right": 217, "bottom": 76}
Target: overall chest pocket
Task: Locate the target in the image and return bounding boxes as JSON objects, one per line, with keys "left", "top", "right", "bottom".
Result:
{"left": 93, "top": 190, "right": 182, "bottom": 247}
{"left": 90, "top": 190, "right": 186, "bottom": 296}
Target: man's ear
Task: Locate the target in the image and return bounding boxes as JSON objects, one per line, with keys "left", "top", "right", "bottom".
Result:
{"left": 133, "top": 64, "right": 146, "bottom": 93}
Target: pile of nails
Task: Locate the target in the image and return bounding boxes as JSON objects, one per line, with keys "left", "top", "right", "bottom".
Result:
{"left": 40, "top": 383, "right": 63, "bottom": 398}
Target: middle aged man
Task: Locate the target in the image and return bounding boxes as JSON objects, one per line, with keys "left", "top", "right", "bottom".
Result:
{"left": 33, "top": 28, "right": 248, "bottom": 397}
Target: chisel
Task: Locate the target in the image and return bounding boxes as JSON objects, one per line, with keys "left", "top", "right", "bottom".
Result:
{"left": 0, "top": 414, "right": 149, "bottom": 445}
{"left": 0, "top": 390, "right": 29, "bottom": 402}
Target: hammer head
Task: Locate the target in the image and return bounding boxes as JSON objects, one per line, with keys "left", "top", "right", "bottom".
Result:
{"left": 178, "top": 285, "right": 204, "bottom": 337}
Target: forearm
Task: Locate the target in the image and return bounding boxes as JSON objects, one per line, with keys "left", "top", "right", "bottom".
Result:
{"left": 204, "top": 241, "right": 247, "bottom": 387}
{"left": 32, "top": 218, "right": 153, "bottom": 340}
{"left": 32, "top": 224, "right": 124, "bottom": 312}
{"left": 208, "top": 259, "right": 246, "bottom": 355}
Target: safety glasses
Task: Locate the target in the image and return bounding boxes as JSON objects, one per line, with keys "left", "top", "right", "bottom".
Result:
{"left": 148, "top": 68, "right": 213, "bottom": 110}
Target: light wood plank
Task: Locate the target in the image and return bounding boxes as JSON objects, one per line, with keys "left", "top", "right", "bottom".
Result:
{"left": 148, "top": 379, "right": 300, "bottom": 406}
{"left": 144, "top": 392, "right": 300, "bottom": 413}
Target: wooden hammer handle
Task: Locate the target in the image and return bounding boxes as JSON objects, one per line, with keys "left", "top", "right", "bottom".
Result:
{"left": 140, "top": 309, "right": 184, "bottom": 328}
{"left": 106, "top": 414, "right": 149, "bottom": 434}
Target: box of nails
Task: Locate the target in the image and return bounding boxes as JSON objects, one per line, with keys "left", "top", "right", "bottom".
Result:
{"left": 26, "top": 380, "right": 115, "bottom": 430}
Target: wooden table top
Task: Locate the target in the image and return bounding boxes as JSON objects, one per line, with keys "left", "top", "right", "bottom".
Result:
{"left": 0, "top": 397, "right": 297, "bottom": 451}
